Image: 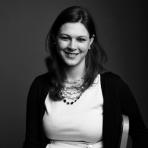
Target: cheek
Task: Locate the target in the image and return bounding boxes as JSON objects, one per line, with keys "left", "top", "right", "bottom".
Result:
{"left": 79, "top": 42, "right": 90, "bottom": 51}
{"left": 58, "top": 41, "right": 68, "bottom": 49}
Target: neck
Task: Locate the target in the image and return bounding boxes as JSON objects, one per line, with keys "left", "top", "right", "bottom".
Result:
{"left": 65, "top": 63, "right": 85, "bottom": 82}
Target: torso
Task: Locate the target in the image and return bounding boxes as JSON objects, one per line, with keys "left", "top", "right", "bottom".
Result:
{"left": 43, "top": 74, "right": 103, "bottom": 147}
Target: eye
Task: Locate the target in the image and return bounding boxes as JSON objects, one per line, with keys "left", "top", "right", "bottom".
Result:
{"left": 77, "top": 37, "right": 87, "bottom": 42}
{"left": 58, "top": 35, "right": 70, "bottom": 41}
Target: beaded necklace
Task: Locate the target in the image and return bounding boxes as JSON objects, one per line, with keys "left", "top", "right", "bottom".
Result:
{"left": 59, "top": 78, "right": 84, "bottom": 105}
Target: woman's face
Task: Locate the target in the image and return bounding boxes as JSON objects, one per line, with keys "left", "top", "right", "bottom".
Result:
{"left": 57, "top": 22, "right": 94, "bottom": 68}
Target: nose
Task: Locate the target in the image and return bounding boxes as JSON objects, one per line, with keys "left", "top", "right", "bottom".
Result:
{"left": 68, "top": 39, "right": 77, "bottom": 51}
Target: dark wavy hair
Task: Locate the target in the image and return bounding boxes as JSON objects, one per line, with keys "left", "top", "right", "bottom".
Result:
{"left": 45, "top": 6, "right": 107, "bottom": 100}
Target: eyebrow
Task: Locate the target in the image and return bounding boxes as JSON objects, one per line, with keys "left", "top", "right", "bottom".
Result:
{"left": 59, "top": 33, "right": 89, "bottom": 38}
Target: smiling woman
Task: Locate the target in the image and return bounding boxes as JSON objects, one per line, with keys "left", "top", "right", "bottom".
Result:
{"left": 45, "top": 6, "right": 107, "bottom": 101}
{"left": 57, "top": 22, "right": 94, "bottom": 69}
{"left": 23, "top": 5, "right": 148, "bottom": 148}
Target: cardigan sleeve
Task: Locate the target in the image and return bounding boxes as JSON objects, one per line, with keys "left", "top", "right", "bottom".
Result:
{"left": 23, "top": 77, "right": 47, "bottom": 148}
{"left": 116, "top": 77, "right": 148, "bottom": 147}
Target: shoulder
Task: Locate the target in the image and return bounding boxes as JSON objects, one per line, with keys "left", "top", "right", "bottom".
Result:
{"left": 101, "top": 71, "right": 121, "bottom": 82}
{"left": 27, "top": 72, "right": 51, "bottom": 101}
{"left": 30, "top": 72, "right": 51, "bottom": 89}
{"left": 34, "top": 72, "right": 50, "bottom": 82}
{"left": 100, "top": 71, "right": 128, "bottom": 88}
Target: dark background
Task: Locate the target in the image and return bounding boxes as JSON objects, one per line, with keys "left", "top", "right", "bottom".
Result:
{"left": 0, "top": 0, "right": 147, "bottom": 148}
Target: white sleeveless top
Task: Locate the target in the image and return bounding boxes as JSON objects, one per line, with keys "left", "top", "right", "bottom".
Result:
{"left": 43, "top": 74, "right": 103, "bottom": 148}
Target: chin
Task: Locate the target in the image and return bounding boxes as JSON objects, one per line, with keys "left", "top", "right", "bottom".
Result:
{"left": 64, "top": 60, "right": 79, "bottom": 67}
{"left": 60, "top": 53, "right": 85, "bottom": 67}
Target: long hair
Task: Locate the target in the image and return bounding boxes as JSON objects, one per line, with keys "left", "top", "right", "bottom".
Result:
{"left": 45, "top": 6, "right": 107, "bottom": 100}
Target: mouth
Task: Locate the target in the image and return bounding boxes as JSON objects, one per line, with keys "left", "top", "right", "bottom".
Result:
{"left": 63, "top": 51, "right": 79, "bottom": 58}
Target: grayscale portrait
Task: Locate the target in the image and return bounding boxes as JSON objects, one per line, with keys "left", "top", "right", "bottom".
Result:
{"left": 0, "top": 0, "right": 147, "bottom": 148}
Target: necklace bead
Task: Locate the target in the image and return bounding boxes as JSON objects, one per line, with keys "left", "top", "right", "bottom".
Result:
{"left": 59, "top": 78, "right": 84, "bottom": 105}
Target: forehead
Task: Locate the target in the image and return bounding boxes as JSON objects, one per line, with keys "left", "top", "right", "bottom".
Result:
{"left": 59, "top": 22, "right": 89, "bottom": 37}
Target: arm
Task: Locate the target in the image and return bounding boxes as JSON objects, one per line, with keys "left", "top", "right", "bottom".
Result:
{"left": 23, "top": 77, "right": 47, "bottom": 148}
{"left": 117, "top": 78, "right": 148, "bottom": 147}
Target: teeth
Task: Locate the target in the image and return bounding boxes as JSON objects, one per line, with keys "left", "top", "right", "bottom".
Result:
{"left": 68, "top": 53, "right": 77, "bottom": 56}
{"left": 65, "top": 51, "right": 79, "bottom": 55}
{"left": 66, "top": 52, "right": 78, "bottom": 55}
{"left": 65, "top": 52, "right": 79, "bottom": 58}
{"left": 69, "top": 53, "right": 78, "bottom": 55}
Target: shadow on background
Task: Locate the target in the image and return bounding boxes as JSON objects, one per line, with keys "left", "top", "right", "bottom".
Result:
{"left": 0, "top": 0, "right": 147, "bottom": 148}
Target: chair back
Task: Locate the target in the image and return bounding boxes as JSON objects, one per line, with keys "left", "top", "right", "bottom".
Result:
{"left": 120, "top": 115, "right": 129, "bottom": 148}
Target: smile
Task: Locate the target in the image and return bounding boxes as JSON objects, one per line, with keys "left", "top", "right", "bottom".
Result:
{"left": 64, "top": 51, "right": 79, "bottom": 57}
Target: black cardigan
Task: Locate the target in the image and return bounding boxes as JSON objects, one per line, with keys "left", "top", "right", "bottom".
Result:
{"left": 23, "top": 72, "right": 148, "bottom": 148}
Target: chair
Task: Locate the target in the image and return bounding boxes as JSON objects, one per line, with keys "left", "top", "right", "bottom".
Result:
{"left": 120, "top": 115, "right": 129, "bottom": 148}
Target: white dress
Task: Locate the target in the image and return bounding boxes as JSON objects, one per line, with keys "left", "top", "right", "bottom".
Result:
{"left": 43, "top": 74, "right": 103, "bottom": 148}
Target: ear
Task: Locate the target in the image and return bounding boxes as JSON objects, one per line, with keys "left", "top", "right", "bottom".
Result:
{"left": 89, "top": 35, "right": 94, "bottom": 50}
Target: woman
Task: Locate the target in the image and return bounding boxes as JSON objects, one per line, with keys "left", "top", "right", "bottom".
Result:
{"left": 23, "top": 6, "right": 148, "bottom": 148}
